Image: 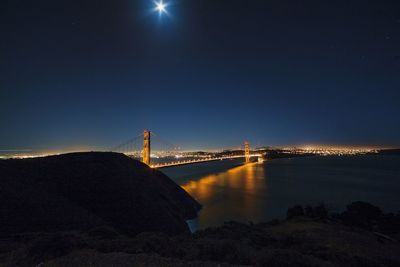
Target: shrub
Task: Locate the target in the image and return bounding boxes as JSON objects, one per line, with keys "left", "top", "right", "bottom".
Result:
{"left": 287, "top": 205, "right": 304, "bottom": 219}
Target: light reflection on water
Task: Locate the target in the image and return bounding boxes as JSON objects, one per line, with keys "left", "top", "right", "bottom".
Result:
{"left": 162, "top": 155, "right": 400, "bottom": 231}
{"left": 180, "top": 162, "right": 270, "bottom": 229}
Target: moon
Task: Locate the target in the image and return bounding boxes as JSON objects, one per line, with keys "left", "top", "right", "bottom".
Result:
{"left": 155, "top": 1, "right": 167, "bottom": 14}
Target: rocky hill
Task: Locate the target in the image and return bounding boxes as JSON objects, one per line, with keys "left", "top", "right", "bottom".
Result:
{"left": 0, "top": 152, "right": 201, "bottom": 236}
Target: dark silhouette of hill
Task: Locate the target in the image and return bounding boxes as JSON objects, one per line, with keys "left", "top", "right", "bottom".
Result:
{"left": 0, "top": 152, "right": 201, "bottom": 236}
{"left": 378, "top": 149, "right": 400, "bottom": 155}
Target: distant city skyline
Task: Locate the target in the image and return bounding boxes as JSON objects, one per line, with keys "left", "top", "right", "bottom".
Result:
{"left": 0, "top": 143, "right": 392, "bottom": 160}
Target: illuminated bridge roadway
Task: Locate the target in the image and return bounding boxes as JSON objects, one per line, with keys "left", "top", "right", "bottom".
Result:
{"left": 150, "top": 154, "right": 263, "bottom": 169}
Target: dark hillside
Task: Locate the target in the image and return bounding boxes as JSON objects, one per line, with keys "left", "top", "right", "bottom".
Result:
{"left": 0, "top": 152, "right": 201, "bottom": 236}
{"left": 377, "top": 149, "right": 400, "bottom": 155}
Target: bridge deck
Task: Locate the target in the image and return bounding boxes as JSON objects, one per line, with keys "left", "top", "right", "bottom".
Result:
{"left": 150, "top": 154, "right": 262, "bottom": 169}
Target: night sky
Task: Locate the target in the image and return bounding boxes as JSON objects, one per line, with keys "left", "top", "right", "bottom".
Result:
{"left": 1, "top": 0, "right": 400, "bottom": 151}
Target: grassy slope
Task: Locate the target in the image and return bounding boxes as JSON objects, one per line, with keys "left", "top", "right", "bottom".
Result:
{"left": 1, "top": 218, "right": 400, "bottom": 266}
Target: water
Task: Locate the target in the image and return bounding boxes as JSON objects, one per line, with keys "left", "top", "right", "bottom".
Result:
{"left": 161, "top": 155, "right": 400, "bottom": 230}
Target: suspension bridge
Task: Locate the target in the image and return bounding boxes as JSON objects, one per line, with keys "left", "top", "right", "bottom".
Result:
{"left": 112, "top": 130, "right": 263, "bottom": 169}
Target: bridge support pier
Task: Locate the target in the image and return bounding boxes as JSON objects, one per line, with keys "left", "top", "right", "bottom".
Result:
{"left": 245, "top": 141, "right": 250, "bottom": 163}
{"left": 143, "top": 130, "right": 151, "bottom": 165}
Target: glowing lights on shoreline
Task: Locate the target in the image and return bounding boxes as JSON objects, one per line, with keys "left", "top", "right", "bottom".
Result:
{"left": 281, "top": 147, "right": 379, "bottom": 156}
{"left": 0, "top": 146, "right": 383, "bottom": 160}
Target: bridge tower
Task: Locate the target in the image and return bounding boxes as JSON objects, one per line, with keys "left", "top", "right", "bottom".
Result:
{"left": 143, "top": 130, "right": 151, "bottom": 165}
{"left": 245, "top": 141, "right": 250, "bottom": 163}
